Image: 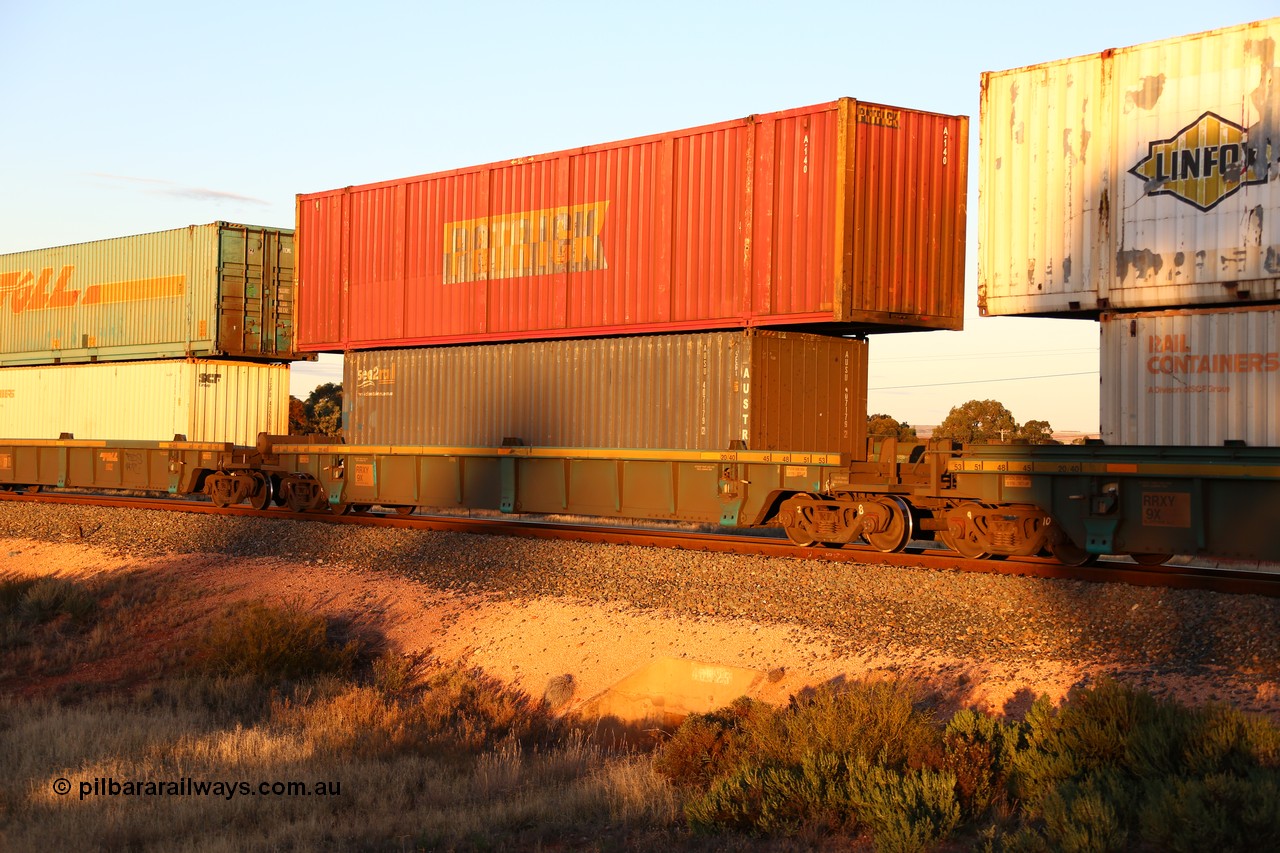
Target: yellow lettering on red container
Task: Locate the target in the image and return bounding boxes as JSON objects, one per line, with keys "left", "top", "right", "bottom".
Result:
{"left": 443, "top": 201, "right": 610, "bottom": 284}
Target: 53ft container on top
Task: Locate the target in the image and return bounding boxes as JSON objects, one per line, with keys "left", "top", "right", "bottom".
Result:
{"left": 296, "top": 97, "right": 967, "bottom": 351}
{"left": 0, "top": 223, "right": 307, "bottom": 366}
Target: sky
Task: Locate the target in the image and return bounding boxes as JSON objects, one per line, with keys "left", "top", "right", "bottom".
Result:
{"left": 2, "top": 1, "right": 1274, "bottom": 433}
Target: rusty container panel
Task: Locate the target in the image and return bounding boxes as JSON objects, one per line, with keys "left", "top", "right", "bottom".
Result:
{"left": 297, "top": 97, "right": 966, "bottom": 351}
{"left": 1100, "top": 306, "right": 1280, "bottom": 446}
{"left": 0, "top": 223, "right": 304, "bottom": 365}
{"left": 343, "top": 330, "right": 868, "bottom": 453}
{"left": 980, "top": 17, "right": 1280, "bottom": 318}
{"left": 0, "top": 360, "right": 288, "bottom": 445}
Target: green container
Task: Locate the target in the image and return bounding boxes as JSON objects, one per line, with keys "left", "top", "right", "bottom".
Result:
{"left": 0, "top": 222, "right": 307, "bottom": 365}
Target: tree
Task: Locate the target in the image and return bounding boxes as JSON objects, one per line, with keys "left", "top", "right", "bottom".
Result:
{"left": 866, "top": 413, "right": 917, "bottom": 442}
{"left": 934, "top": 399, "right": 1058, "bottom": 445}
{"left": 288, "top": 396, "right": 309, "bottom": 434}
{"left": 296, "top": 383, "right": 344, "bottom": 436}
{"left": 1017, "top": 419, "right": 1056, "bottom": 444}
{"left": 934, "top": 399, "right": 1019, "bottom": 445}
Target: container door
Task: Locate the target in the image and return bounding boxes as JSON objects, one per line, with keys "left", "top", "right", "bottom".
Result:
{"left": 217, "top": 225, "right": 294, "bottom": 358}
{"left": 217, "top": 225, "right": 256, "bottom": 357}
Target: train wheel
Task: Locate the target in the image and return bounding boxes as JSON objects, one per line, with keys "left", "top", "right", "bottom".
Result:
{"left": 394, "top": 505, "right": 415, "bottom": 516}
{"left": 1051, "top": 540, "right": 1098, "bottom": 567}
{"left": 248, "top": 473, "right": 273, "bottom": 511}
{"left": 938, "top": 503, "right": 992, "bottom": 559}
{"left": 207, "top": 475, "right": 232, "bottom": 508}
{"left": 283, "top": 477, "right": 317, "bottom": 513}
{"left": 864, "top": 496, "right": 914, "bottom": 553}
{"left": 780, "top": 494, "right": 819, "bottom": 547}
{"left": 331, "top": 502, "right": 352, "bottom": 516}
{"left": 1131, "top": 553, "right": 1173, "bottom": 566}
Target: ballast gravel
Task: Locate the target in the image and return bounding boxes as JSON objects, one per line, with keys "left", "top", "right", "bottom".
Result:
{"left": 2, "top": 501, "right": 1278, "bottom": 703}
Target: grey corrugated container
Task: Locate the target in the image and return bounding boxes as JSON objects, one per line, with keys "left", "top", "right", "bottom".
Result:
{"left": 0, "top": 359, "right": 288, "bottom": 445}
{"left": 344, "top": 330, "right": 868, "bottom": 453}
{"left": 0, "top": 222, "right": 305, "bottom": 366}
{"left": 1101, "top": 306, "right": 1280, "bottom": 446}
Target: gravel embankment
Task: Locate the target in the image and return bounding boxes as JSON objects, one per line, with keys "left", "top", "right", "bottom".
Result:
{"left": 2, "top": 501, "right": 1278, "bottom": 684}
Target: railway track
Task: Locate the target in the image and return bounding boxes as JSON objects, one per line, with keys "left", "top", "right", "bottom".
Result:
{"left": 3, "top": 490, "right": 1278, "bottom": 598}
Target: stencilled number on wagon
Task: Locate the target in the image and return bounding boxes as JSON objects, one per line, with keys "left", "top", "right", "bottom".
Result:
{"left": 1141, "top": 492, "right": 1192, "bottom": 528}
{"left": 353, "top": 462, "right": 375, "bottom": 488}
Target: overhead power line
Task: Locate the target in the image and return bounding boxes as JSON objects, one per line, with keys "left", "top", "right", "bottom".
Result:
{"left": 870, "top": 370, "right": 1098, "bottom": 391}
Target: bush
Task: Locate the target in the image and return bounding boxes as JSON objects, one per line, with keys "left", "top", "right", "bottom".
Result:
{"left": 943, "top": 708, "right": 1019, "bottom": 820}
{"left": 653, "top": 697, "right": 763, "bottom": 791}
{"left": 272, "top": 664, "right": 560, "bottom": 759}
{"left": 754, "top": 680, "right": 942, "bottom": 771}
{"left": 1, "top": 575, "right": 95, "bottom": 624}
{"left": 0, "top": 575, "right": 40, "bottom": 613}
{"left": 664, "top": 681, "right": 957, "bottom": 846}
{"left": 1139, "top": 771, "right": 1280, "bottom": 852}
{"left": 1008, "top": 679, "right": 1280, "bottom": 849}
{"left": 850, "top": 761, "right": 961, "bottom": 853}
{"left": 193, "top": 601, "right": 359, "bottom": 682}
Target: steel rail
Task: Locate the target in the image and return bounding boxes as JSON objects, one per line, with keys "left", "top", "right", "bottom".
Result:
{"left": 3, "top": 491, "right": 1277, "bottom": 597}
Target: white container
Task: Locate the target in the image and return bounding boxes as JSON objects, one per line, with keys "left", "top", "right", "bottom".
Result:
{"left": 1100, "top": 306, "right": 1280, "bottom": 446}
{"left": 0, "top": 360, "right": 288, "bottom": 445}
{"left": 979, "top": 18, "right": 1280, "bottom": 317}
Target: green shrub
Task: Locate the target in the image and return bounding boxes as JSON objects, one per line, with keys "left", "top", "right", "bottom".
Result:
{"left": 670, "top": 682, "right": 955, "bottom": 846}
{"left": 1039, "top": 771, "right": 1132, "bottom": 853}
{"left": 685, "top": 762, "right": 806, "bottom": 835}
{"left": 1139, "top": 771, "right": 1280, "bottom": 852}
{"left": 943, "top": 708, "right": 1019, "bottom": 820}
{"left": 0, "top": 575, "right": 40, "bottom": 613}
{"left": 413, "top": 665, "right": 557, "bottom": 753}
{"left": 849, "top": 761, "right": 961, "bottom": 853}
{"left": 754, "top": 680, "right": 942, "bottom": 771}
{"left": 9, "top": 576, "right": 95, "bottom": 623}
{"left": 193, "top": 601, "right": 359, "bottom": 682}
{"left": 1009, "top": 680, "right": 1280, "bottom": 849}
{"left": 653, "top": 697, "right": 762, "bottom": 790}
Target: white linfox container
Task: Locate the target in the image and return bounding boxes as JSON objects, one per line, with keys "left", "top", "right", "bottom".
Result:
{"left": 0, "top": 360, "right": 288, "bottom": 445}
{"left": 979, "top": 18, "right": 1280, "bottom": 317}
{"left": 1100, "top": 306, "right": 1280, "bottom": 446}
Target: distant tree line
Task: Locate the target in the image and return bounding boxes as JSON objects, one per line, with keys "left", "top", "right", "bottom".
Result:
{"left": 870, "top": 399, "right": 1060, "bottom": 446}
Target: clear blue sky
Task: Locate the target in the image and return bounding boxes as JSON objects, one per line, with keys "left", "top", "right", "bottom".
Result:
{"left": 2, "top": 1, "right": 1273, "bottom": 432}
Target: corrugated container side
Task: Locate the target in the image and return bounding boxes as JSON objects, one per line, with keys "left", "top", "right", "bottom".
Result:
{"left": 850, "top": 104, "right": 968, "bottom": 326}
{"left": 343, "top": 331, "right": 868, "bottom": 453}
{"left": 0, "top": 360, "right": 288, "bottom": 445}
{"left": 0, "top": 223, "right": 303, "bottom": 365}
{"left": 979, "top": 17, "right": 1280, "bottom": 317}
{"left": 1100, "top": 306, "right": 1280, "bottom": 446}
{"left": 297, "top": 97, "right": 966, "bottom": 351}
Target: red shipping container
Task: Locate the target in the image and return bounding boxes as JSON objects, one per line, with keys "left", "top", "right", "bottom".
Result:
{"left": 296, "top": 98, "right": 967, "bottom": 351}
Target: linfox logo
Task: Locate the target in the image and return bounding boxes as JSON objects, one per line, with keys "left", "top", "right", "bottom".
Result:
{"left": 443, "top": 201, "right": 610, "bottom": 285}
{"left": 0, "top": 266, "right": 186, "bottom": 316}
{"left": 1129, "top": 111, "right": 1265, "bottom": 211}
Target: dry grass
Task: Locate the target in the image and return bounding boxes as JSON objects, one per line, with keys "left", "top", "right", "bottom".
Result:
{"left": 0, "top": 569, "right": 689, "bottom": 852}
